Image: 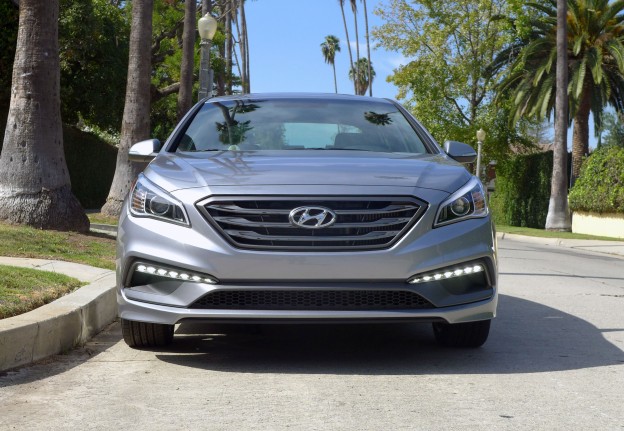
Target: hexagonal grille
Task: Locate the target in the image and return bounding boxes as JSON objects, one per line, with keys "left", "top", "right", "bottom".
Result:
{"left": 197, "top": 197, "right": 427, "bottom": 251}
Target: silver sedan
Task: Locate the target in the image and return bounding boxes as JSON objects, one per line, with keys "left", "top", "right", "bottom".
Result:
{"left": 116, "top": 93, "right": 498, "bottom": 349}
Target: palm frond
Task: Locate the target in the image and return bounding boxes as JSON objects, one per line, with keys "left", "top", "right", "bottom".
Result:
{"left": 605, "top": 39, "right": 624, "bottom": 72}
{"left": 586, "top": 46, "right": 604, "bottom": 83}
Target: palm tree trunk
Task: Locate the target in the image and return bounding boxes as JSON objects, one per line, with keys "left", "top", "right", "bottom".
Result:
{"left": 351, "top": 2, "right": 361, "bottom": 94}
{"left": 202, "top": 0, "right": 210, "bottom": 14}
{"left": 333, "top": 63, "right": 338, "bottom": 93}
{"left": 225, "top": 1, "right": 233, "bottom": 95}
{"left": 339, "top": 1, "right": 355, "bottom": 94}
{"left": 571, "top": 82, "right": 592, "bottom": 185}
{"left": 545, "top": 0, "right": 571, "bottom": 230}
{"left": 0, "top": 0, "right": 88, "bottom": 231}
{"left": 362, "top": 0, "right": 372, "bottom": 96}
{"left": 241, "top": 0, "right": 250, "bottom": 93}
{"left": 234, "top": 4, "right": 245, "bottom": 93}
{"left": 176, "top": 0, "right": 196, "bottom": 121}
{"left": 101, "top": 0, "right": 153, "bottom": 216}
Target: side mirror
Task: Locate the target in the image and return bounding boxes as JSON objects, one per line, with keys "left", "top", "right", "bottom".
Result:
{"left": 443, "top": 140, "right": 477, "bottom": 164}
{"left": 128, "top": 139, "right": 162, "bottom": 162}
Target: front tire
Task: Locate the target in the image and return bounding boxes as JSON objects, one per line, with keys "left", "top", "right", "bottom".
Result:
{"left": 432, "top": 319, "right": 491, "bottom": 348}
{"left": 121, "top": 318, "right": 174, "bottom": 348}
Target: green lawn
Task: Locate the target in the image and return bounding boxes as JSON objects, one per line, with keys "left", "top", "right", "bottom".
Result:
{"left": 0, "top": 265, "right": 85, "bottom": 319}
{"left": 496, "top": 224, "right": 620, "bottom": 241}
{"left": 0, "top": 222, "right": 116, "bottom": 270}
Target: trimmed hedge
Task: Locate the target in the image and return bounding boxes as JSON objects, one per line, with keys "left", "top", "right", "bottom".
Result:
{"left": 0, "top": 121, "right": 116, "bottom": 210}
{"left": 63, "top": 126, "right": 117, "bottom": 209}
{"left": 490, "top": 151, "right": 552, "bottom": 228}
{"left": 569, "top": 146, "right": 624, "bottom": 214}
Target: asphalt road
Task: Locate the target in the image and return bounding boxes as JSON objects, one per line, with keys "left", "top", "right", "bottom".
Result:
{"left": 1, "top": 237, "right": 623, "bottom": 430}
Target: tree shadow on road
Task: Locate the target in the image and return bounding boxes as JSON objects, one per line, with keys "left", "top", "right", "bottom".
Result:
{"left": 153, "top": 294, "right": 624, "bottom": 375}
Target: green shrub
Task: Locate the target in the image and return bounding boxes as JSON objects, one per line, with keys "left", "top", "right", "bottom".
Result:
{"left": 490, "top": 151, "right": 552, "bottom": 228}
{"left": 569, "top": 146, "right": 624, "bottom": 214}
{"left": 63, "top": 126, "right": 117, "bottom": 209}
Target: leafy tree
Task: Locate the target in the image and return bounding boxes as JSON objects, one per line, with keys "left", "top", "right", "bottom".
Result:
{"left": 600, "top": 112, "right": 624, "bottom": 147}
{"left": 321, "top": 35, "right": 341, "bottom": 93}
{"left": 493, "top": 0, "right": 624, "bottom": 184}
{"left": 101, "top": 0, "right": 154, "bottom": 216}
{"left": 374, "top": 0, "right": 533, "bottom": 163}
{"left": 0, "top": 0, "right": 128, "bottom": 133}
{"left": 58, "top": 0, "right": 130, "bottom": 131}
{"left": 349, "top": 57, "right": 375, "bottom": 96}
{"left": 0, "top": 0, "right": 89, "bottom": 231}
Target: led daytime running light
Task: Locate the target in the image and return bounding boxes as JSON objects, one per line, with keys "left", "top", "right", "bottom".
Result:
{"left": 408, "top": 264, "right": 484, "bottom": 284}
{"left": 135, "top": 264, "right": 218, "bottom": 284}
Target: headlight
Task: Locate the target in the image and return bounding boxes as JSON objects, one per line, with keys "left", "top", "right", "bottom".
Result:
{"left": 434, "top": 178, "right": 488, "bottom": 227}
{"left": 129, "top": 174, "right": 189, "bottom": 225}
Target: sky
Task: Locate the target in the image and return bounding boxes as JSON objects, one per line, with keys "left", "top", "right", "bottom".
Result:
{"left": 245, "top": 0, "right": 402, "bottom": 99}
{"left": 244, "top": 0, "right": 595, "bottom": 149}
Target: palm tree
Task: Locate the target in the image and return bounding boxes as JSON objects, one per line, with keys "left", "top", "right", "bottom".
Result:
{"left": 349, "top": 58, "right": 375, "bottom": 95}
{"left": 0, "top": 0, "right": 88, "bottom": 231}
{"left": 101, "top": 0, "right": 154, "bottom": 216}
{"left": 321, "top": 35, "right": 341, "bottom": 93}
{"left": 547, "top": 0, "right": 572, "bottom": 230}
{"left": 495, "top": 0, "right": 624, "bottom": 184}
{"left": 176, "top": 0, "right": 195, "bottom": 121}
{"left": 362, "top": 0, "right": 373, "bottom": 96}
{"left": 350, "top": 0, "right": 361, "bottom": 92}
{"left": 338, "top": 0, "right": 356, "bottom": 93}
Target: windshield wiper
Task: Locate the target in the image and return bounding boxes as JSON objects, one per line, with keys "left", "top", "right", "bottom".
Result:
{"left": 332, "top": 148, "right": 374, "bottom": 151}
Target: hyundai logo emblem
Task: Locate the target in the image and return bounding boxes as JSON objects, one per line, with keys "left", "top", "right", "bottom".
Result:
{"left": 289, "top": 206, "right": 337, "bottom": 229}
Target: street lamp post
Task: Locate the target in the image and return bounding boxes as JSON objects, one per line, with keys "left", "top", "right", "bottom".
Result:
{"left": 197, "top": 13, "right": 218, "bottom": 101}
{"left": 476, "top": 128, "right": 486, "bottom": 180}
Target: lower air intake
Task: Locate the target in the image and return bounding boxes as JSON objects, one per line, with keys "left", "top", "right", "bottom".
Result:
{"left": 190, "top": 290, "right": 433, "bottom": 310}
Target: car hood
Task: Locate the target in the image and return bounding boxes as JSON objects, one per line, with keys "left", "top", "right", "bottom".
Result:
{"left": 144, "top": 151, "right": 472, "bottom": 194}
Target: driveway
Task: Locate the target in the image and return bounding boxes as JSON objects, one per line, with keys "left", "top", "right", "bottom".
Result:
{"left": 1, "top": 237, "right": 623, "bottom": 430}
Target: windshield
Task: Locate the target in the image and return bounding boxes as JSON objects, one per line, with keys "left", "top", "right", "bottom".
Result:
{"left": 175, "top": 98, "right": 429, "bottom": 154}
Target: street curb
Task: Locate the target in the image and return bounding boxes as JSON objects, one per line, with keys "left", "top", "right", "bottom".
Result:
{"left": 90, "top": 223, "right": 117, "bottom": 237}
{"left": 496, "top": 232, "right": 624, "bottom": 258}
{"left": 496, "top": 232, "right": 561, "bottom": 245}
{"left": 0, "top": 259, "right": 116, "bottom": 373}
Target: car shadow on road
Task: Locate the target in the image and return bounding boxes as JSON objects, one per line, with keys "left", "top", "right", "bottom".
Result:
{"left": 153, "top": 294, "right": 624, "bottom": 375}
{"left": 2, "top": 294, "right": 623, "bottom": 388}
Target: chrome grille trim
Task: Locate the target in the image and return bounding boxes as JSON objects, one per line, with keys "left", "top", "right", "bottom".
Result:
{"left": 224, "top": 229, "right": 401, "bottom": 242}
{"left": 196, "top": 196, "right": 428, "bottom": 251}
{"left": 213, "top": 216, "right": 413, "bottom": 229}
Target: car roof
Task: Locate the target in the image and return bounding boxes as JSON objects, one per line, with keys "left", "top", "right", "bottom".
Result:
{"left": 202, "top": 92, "right": 396, "bottom": 105}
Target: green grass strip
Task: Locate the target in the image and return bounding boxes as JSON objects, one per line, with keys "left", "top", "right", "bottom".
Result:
{"left": 0, "top": 265, "right": 85, "bottom": 319}
{"left": 496, "top": 224, "right": 620, "bottom": 241}
{"left": 0, "top": 222, "right": 115, "bottom": 270}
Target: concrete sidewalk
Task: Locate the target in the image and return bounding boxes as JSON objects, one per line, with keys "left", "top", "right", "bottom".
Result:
{"left": 0, "top": 231, "right": 622, "bottom": 373}
{"left": 0, "top": 257, "right": 116, "bottom": 372}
